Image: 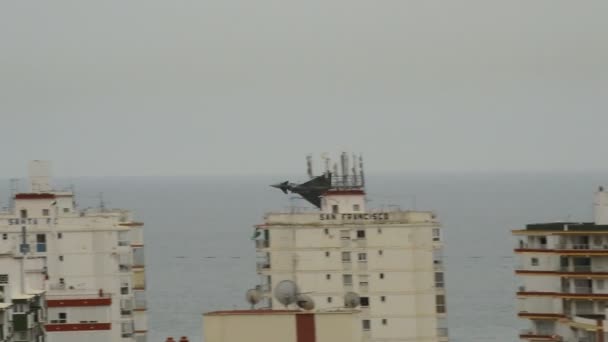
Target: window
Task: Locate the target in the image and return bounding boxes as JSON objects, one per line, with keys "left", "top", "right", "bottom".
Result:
{"left": 325, "top": 251, "right": 330, "bottom": 257}
{"left": 362, "top": 320, "right": 371, "bottom": 331}
{"left": 380, "top": 296, "right": 386, "bottom": 302}
{"left": 63, "top": 208, "right": 69, "bottom": 213}
{"left": 353, "top": 204, "right": 360, "bottom": 211}
{"left": 358, "top": 253, "right": 367, "bottom": 262}
{"left": 121, "top": 282, "right": 129, "bottom": 295}
{"left": 59, "top": 278, "right": 65, "bottom": 285}
{"left": 58, "top": 312, "right": 67, "bottom": 324}
{"left": 598, "top": 280, "right": 605, "bottom": 290}
{"left": 342, "top": 252, "right": 351, "bottom": 262}
{"left": 531, "top": 258, "right": 539, "bottom": 266}
{"left": 20, "top": 210, "right": 27, "bottom": 219}
{"left": 377, "top": 228, "right": 382, "bottom": 234}
{"left": 0, "top": 274, "right": 8, "bottom": 284}
{"left": 36, "top": 234, "right": 46, "bottom": 252}
{"left": 59, "top": 256, "right": 64, "bottom": 262}
{"left": 379, "top": 273, "right": 384, "bottom": 279}
{"left": 42, "top": 209, "right": 50, "bottom": 216}
{"left": 378, "top": 250, "right": 383, "bottom": 256}
{"left": 432, "top": 228, "right": 441, "bottom": 242}
{"left": 326, "top": 274, "right": 331, "bottom": 280}
{"left": 382, "top": 319, "right": 388, "bottom": 325}
{"left": 360, "top": 297, "right": 369, "bottom": 307}
{"left": 324, "top": 228, "right": 329, "bottom": 235}
{"left": 357, "top": 230, "right": 366, "bottom": 239}
{"left": 436, "top": 295, "right": 446, "bottom": 313}
{"left": 435, "top": 272, "right": 444, "bottom": 288}
{"left": 332, "top": 205, "right": 339, "bottom": 214}
{"left": 2, "top": 233, "right": 7, "bottom": 240}
{"left": 340, "top": 230, "right": 350, "bottom": 240}
{"left": 327, "top": 297, "right": 332, "bottom": 303}
{"left": 343, "top": 274, "right": 353, "bottom": 286}
{"left": 57, "top": 232, "right": 62, "bottom": 239}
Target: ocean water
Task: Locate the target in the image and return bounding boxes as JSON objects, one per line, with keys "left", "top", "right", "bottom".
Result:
{"left": 3, "top": 172, "right": 607, "bottom": 341}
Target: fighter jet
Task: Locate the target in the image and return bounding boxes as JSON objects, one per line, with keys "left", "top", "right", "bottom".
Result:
{"left": 271, "top": 173, "right": 332, "bottom": 208}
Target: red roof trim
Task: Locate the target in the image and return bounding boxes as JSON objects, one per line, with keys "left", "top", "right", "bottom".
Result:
{"left": 15, "top": 193, "right": 55, "bottom": 200}
{"left": 45, "top": 323, "right": 111, "bottom": 332}
{"left": 47, "top": 298, "right": 112, "bottom": 307}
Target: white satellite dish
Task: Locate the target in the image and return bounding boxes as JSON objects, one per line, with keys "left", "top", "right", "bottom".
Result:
{"left": 344, "top": 292, "right": 360, "bottom": 308}
{"left": 245, "top": 288, "right": 263, "bottom": 309}
{"left": 274, "top": 280, "right": 299, "bottom": 308}
{"left": 296, "top": 294, "right": 315, "bottom": 311}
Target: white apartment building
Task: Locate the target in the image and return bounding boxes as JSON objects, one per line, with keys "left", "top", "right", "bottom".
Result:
{"left": 0, "top": 161, "right": 147, "bottom": 342}
{"left": 515, "top": 187, "right": 608, "bottom": 342}
{"left": 255, "top": 154, "right": 448, "bottom": 342}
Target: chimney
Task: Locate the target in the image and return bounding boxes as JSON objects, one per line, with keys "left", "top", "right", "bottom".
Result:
{"left": 166, "top": 338, "right": 176, "bottom": 342}
{"left": 179, "top": 337, "right": 189, "bottom": 342}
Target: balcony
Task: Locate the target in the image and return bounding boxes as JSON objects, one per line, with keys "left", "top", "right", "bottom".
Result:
{"left": 519, "top": 329, "right": 561, "bottom": 341}
{"left": 256, "top": 262, "right": 270, "bottom": 271}
{"left": 255, "top": 240, "right": 269, "bottom": 249}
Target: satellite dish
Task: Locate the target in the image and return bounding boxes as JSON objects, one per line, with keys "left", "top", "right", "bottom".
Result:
{"left": 274, "top": 280, "right": 299, "bottom": 307}
{"left": 296, "top": 294, "right": 315, "bottom": 310}
{"left": 245, "top": 288, "right": 262, "bottom": 309}
{"left": 344, "top": 292, "right": 360, "bottom": 308}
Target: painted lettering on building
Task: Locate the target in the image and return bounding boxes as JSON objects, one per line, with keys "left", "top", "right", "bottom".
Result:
{"left": 319, "top": 213, "right": 390, "bottom": 221}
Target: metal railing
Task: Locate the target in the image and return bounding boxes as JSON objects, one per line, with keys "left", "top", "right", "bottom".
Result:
{"left": 255, "top": 240, "right": 269, "bottom": 249}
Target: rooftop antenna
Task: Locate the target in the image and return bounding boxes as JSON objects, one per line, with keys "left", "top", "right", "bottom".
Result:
{"left": 344, "top": 292, "right": 361, "bottom": 308}
{"left": 245, "top": 288, "right": 263, "bottom": 309}
{"left": 306, "top": 155, "right": 313, "bottom": 179}
{"left": 9, "top": 178, "right": 19, "bottom": 210}
{"left": 352, "top": 153, "right": 358, "bottom": 186}
{"left": 322, "top": 153, "right": 330, "bottom": 175}
{"left": 333, "top": 162, "right": 339, "bottom": 180}
{"left": 274, "top": 280, "right": 299, "bottom": 308}
{"left": 341, "top": 152, "right": 349, "bottom": 186}
{"left": 98, "top": 192, "right": 106, "bottom": 212}
{"left": 359, "top": 154, "right": 365, "bottom": 187}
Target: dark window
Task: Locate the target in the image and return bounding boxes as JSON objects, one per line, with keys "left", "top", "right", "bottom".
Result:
{"left": 325, "top": 251, "right": 330, "bottom": 257}
{"left": 357, "top": 230, "right": 366, "bottom": 238}
{"left": 63, "top": 208, "right": 69, "bottom": 213}
{"left": 327, "top": 297, "right": 332, "bottom": 303}
{"left": 332, "top": 205, "right": 339, "bottom": 214}
{"left": 36, "top": 234, "right": 46, "bottom": 243}
{"left": 362, "top": 320, "right": 371, "bottom": 331}
{"left": 380, "top": 296, "right": 386, "bottom": 302}
{"left": 379, "top": 273, "right": 384, "bottom": 279}
{"left": 58, "top": 312, "right": 67, "bottom": 323}
{"left": 382, "top": 319, "right": 387, "bottom": 325}
{"left": 2, "top": 233, "right": 7, "bottom": 240}
{"left": 324, "top": 228, "right": 329, "bottom": 235}
{"left": 326, "top": 274, "right": 331, "bottom": 280}
{"left": 378, "top": 250, "right": 383, "bottom": 256}
{"left": 20, "top": 210, "right": 27, "bottom": 219}
{"left": 42, "top": 209, "right": 49, "bottom": 216}
{"left": 59, "top": 256, "right": 64, "bottom": 262}
{"left": 353, "top": 204, "right": 360, "bottom": 211}
{"left": 360, "top": 297, "right": 369, "bottom": 307}
{"left": 57, "top": 232, "right": 62, "bottom": 239}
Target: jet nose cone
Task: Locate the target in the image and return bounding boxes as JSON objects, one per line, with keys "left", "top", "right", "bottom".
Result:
{"left": 271, "top": 181, "right": 290, "bottom": 194}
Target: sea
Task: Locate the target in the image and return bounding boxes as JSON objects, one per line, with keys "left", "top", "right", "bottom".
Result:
{"left": 3, "top": 172, "right": 607, "bottom": 341}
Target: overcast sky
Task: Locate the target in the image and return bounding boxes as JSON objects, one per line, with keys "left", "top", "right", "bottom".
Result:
{"left": 1, "top": 1, "right": 606, "bottom": 177}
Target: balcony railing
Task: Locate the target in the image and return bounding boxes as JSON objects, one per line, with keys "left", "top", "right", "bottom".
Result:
{"left": 556, "top": 244, "right": 608, "bottom": 250}
{"left": 256, "top": 262, "right": 270, "bottom": 271}
{"left": 255, "top": 240, "right": 269, "bottom": 249}
{"left": 519, "top": 329, "right": 560, "bottom": 338}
